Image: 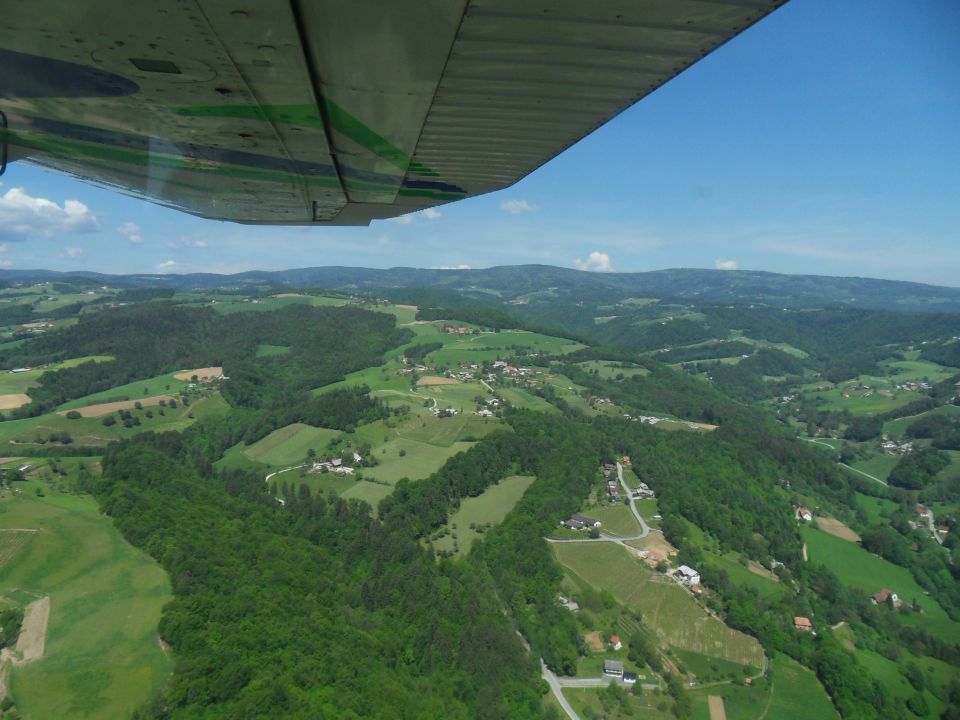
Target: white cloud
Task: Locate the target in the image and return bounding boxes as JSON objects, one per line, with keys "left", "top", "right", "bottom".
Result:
{"left": 64, "top": 247, "right": 84, "bottom": 259}
{"left": 387, "top": 207, "right": 444, "bottom": 225}
{"left": 574, "top": 251, "right": 614, "bottom": 273}
{"left": 0, "top": 260, "right": 11, "bottom": 269}
{"left": 432, "top": 264, "right": 471, "bottom": 270}
{"left": 0, "top": 244, "right": 8, "bottom": 253}
{"left": 714, "top": 258, "right": 738, "bottom": 270}
{"left": 118, "top": 222, "right": 144, "bottom": 244}
{"left": 499, "top": 199, "right": 539, "bottom": 215}
{"left": 0, "top": 187, "right": 98, "bottom": 241}
{"left": 156, "top": 260, "right": 177, "bottom": 272}
{"left": 166, "top": 237, "right": 208, "bottom": 249}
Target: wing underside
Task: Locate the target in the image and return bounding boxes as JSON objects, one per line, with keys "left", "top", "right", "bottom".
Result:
{"left": 0, "top": 0, "right": 786, "bottom": 225}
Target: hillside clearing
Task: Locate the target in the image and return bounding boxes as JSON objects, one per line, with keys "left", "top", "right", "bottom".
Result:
{"left": 816, "top": 517, "right": 860, "bottom": 542}
{"left": 14, "top": 595, "right": 50, "bottom": 664}
{"left": 174, "top": 366, "right": 223, "bottom": 381}
{"left": 0, "top": 395, "right": 31, "bottom": 410}
{"left": 58, "top": 394, "right": 175, "bottom": 418}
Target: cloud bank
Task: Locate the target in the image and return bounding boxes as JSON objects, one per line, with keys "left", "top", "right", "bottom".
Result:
{"left": 574, "top": 251, "right": 614, "bottom": 273}
{"left": 0, "top": 187, "right": 98, "bottom": 241}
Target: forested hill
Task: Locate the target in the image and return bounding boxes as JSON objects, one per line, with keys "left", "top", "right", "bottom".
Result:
{"left": 4, "top": 265, "right": 960, "bottom": 312}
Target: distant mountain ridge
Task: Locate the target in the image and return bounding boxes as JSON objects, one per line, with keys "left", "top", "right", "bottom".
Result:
{"left": 4, "top": 265, "right": 960, "bottom": 312}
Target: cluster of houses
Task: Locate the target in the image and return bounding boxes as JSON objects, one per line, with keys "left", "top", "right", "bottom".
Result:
{"left": 560, "top": 513, "right": 601, "bottom": 532}
{"left": 312, "top": 452, "right": 363, "bottom": 476}
{"left": 442, "top": 325, "right": 481, "bottom": 335}
{"left": 491, "top": 360, "right": 539, "bottom": 378}
{"left": 880, "top": 438, "right": 914, "bottom": 455}
{"left": 896, "top": 381, "right": 932, "bottom": 392}
{"left": 623, "top": 412, "right": 667, "bottom": 425}
{"left": 14, "top": 321, "right": 54, "bottom": 334}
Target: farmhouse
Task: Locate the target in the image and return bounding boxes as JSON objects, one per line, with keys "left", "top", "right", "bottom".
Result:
{"left": 623, "top": 672, "right": 637, "bottom": 685}
{"left": 795, "top": 506, "right": 813, "bottom": 522}
{"left": 571, "top": 513, "right": 600, "bottom": 528}
{"left": 603, "top": 659, "right": 624, "bottom": 678}
{"left": 609, "top": 635, "right": 622, "bottom": 651}
{"left": 675, "top": 565, "right": 701, "bottom": 586}
{"left": 915, "top": 505, "right": 931, "bottom": 518}
{"left": 871, "top": 589, "right": 900, "bottom": 607}
{"left": 794, "top": 616, "right": 813, "bottom": 632}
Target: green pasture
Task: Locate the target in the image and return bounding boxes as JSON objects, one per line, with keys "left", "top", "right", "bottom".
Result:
{"left": 577, "top": 360, "right": 651, "bottom": 379}
{"left": 0, "top": 392, "right": 229, "bottom": 448}
{"left": 589, "top": 504, "right": 642, "bottom": 537}
{"left": 243, "top": 423, "right": 342, "bottom": 467}
{"left": 554, "top": 543, "right": 764, "bottom": 668}
{"left": 563, "top": 688, "right": 674, "bottom": 720}
{"left": 703, "top": 550, "right": 783, "bottom": 599}
{"left": 0, "top": 480, "right": 171, "bottom": 719}
{"left": 57, "top": 371, "right": 193, "bottom": 411}
{"left": 885, "top": 403, "right": 960, "bottom": 437}
{"left": 255, "top": 344, "right": 291, "bottom": 358}
{"left": 849, "top": 453, "right": 899, "bottom": 482}
{"left": 0, "top": 356, "right": 114, "bottom": 395}
{"left": 856, "top": 492, "right": 897, "bottom": 524}
{"left": 432, "top": 475, "right": 535, "bottom": 556}
{"left": 801, "top": 526, "right": 959, "bottom": 641}
{"left": 689, "top": 654, "right": 836, "bottom": 720}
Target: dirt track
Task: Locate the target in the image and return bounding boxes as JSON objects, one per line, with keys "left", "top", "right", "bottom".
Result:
{"left": 0, "top": 394, "right": 31, "bottom": 410}
{"left": 174, "top": 366, "right": 223, "bottom": 381}
{"left": 59, "top": 394, "right": 175, "bottom": 418}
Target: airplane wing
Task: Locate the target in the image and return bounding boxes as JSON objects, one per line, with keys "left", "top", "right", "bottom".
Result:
{"left": 0, "top": 0, "right": 786, "bottom": 225}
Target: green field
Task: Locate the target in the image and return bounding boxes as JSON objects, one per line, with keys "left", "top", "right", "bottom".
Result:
{"left": 242, "top": 423, "right": 342, "bottom": 467}
{"left": 554, "top": 543, "right": 765, "bottom": 668}
{"left": 884, "top": 403, "right": 960, "bottom": 437}
{"left": 801, "top": 526, "right": 959, "bottom": 640}
{"left": 856, "top": 492, "right": 897, "bottom": 524}
{"left": 0, "top": 392, "right": 229, "bottom": 448}
{"left": 433, "top": 475, "right": 535, "bottom": 556}
{"left": 0, "top": 480, "right": 171, "bottom": 719}
{"left": 689, "top": 654, "right": 837, "bottom": 720}
{"left": 589, "top": 504, "right": 642, "bottom": 537}
{"left": 849, "top": 453, "right": 899, "bottom": 482}
{"left": 563, "top": 687, "right": 674, "bottom": 720}
{"left": 703, "top": 551, "right": 783, "bottom": 599}
{"left": 0, "top": 356, "right": 114, "bottom": 396}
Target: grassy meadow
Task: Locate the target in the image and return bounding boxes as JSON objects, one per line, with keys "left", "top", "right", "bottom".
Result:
{"left": 432, "top": 475, "right": 535, "bottom": 556}
{"left": 0, "top": 479, "right": 171, "bottom": 719}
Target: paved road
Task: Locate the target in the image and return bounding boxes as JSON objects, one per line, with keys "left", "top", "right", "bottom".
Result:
{"left": 264, "top": 464, "right": 306, "bottom": 483}
{"left": 617, "top": 462, "right": 651, "bottom": 538}
{"left": 545, "top": 463, "right": 651, "bottom": 548}
{"left": 541, "top": 660, "right": 581, "bottom": 720}
{"left": 802, "top": 438, "right": 889, "bottom": 487}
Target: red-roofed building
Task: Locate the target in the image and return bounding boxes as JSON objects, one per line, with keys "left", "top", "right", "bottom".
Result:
{"left": 609, "top": 635, "right": 622, "bottom": 651}
{"left": 871, "top": 589, "right": 900, "bottom": 607}
{"left": 794, "top": 616, "right": 813, "bottom": 631}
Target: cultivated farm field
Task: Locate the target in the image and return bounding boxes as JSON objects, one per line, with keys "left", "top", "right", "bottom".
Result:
{"left": 554, "top": 543, "right": 765, "bottom": 668}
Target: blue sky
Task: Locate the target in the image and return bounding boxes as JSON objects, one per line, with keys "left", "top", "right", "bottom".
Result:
{"left": 1, "top": 0, "right": 958, "bottom": 284}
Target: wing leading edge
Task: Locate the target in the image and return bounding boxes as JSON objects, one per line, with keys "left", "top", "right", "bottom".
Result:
{"left": 0, "top": 0, "right": 787, "bottom": 225}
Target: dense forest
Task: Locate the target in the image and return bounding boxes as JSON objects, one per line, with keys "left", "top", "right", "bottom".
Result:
{"left": 0, "top": 303, "right": 408, "bottom": 416}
